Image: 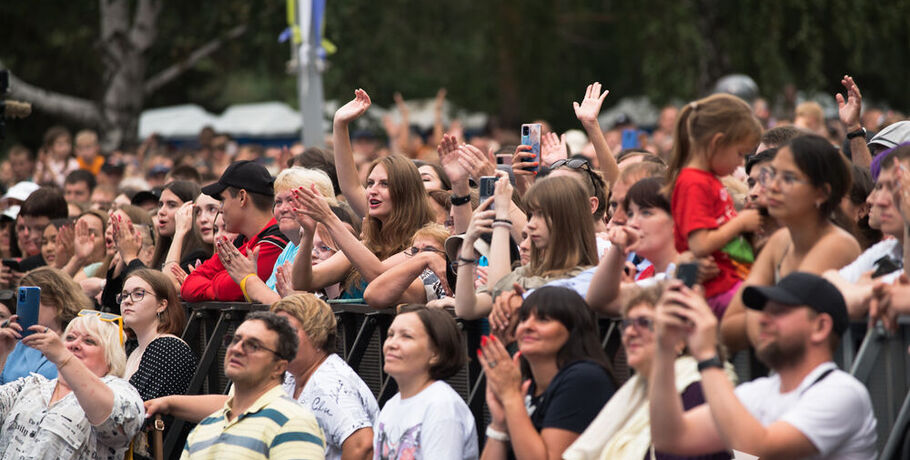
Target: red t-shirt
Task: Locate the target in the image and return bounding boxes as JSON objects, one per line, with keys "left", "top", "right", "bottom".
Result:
{"left": 671, "top": 168, "right": 741, "bottom": 298}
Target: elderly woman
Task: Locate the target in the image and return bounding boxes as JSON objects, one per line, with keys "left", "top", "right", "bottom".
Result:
{"left": 0, "top": 314, "right": 145, "bottom": 458}
{"left": 563, "top": 284, "right": 731, "bottom": 460}
{"left": 479, "top": 286, "right": 616, "bottom": 460}
{"left": 0, "top": 267, "right": 92, "bottom": 384}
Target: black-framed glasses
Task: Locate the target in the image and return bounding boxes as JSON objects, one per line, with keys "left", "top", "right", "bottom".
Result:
{"left": 222, "top": 333, "right": 282, "bottom": 357}
{"left": 116, "top": 288, "right": 155, "bottom": 305}
{"left": 550, "top": 158, "right": 597, "bottom": 190}
{"left": 621, "top": 316, "right": 654, "bottom": 333}
{"left": 405, "top": 246, "right": 447, "bottom": 257}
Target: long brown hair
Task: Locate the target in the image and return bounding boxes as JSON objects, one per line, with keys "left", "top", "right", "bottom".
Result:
{"left": 522, "top": 176, "right": 598, "bottom": 277}
{"left": 664, "top": 93, "right": 761, "bottom": 195}
{"left": 361, "top": 154, "right": 435, "bottom": 259}
{"left": 151, "top": 181, "right": 210, "bottom": 269}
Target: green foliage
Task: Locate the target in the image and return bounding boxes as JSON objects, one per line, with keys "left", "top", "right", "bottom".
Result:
{"left": 1, "top": 0, "right": 908, "bottom": 151}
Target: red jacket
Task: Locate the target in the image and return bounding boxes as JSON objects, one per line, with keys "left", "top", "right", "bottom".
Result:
{"left": 180, "top": 218, "right": 288, "bottom": 302}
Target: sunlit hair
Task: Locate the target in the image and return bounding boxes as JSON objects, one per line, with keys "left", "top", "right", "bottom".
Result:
{"left": 522, "top": 176, "right": 598, "bottom": 277}
{"left": 410, "top": 223, "right": 449, "bottom": 249}
{"left": 361, "top": 154, "right": 435, "bottom": 259}
{"left": 65, "top": 315, "right": 126, "bottom": 377}
{"left": 274, "top": 166, "right": 337, "bottom": 205}
{"left": 665, "top": 93, "right": 761, "bottom": 194}
{"left": 125, "top": 269, "right": 185, "bottom": 336}
{"left": 516, "top": 286, "right": 614, "bottom": 380}
{"left": 270, "top": 293, "right": 337, "bottom": 354}
{"left": 20, "top": 267, "right": 91, "bottom": 330}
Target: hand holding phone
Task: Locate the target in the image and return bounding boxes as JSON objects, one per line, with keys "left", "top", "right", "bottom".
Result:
{"left": 520, "top": 123, "right": 542, "bottom": 173}
{"left": 479, "top": 176, "right": 497, "bottom": 211}
{"left": 675, "top": 262, "right": 699, "bottom": 288}
{"left": 17, "top": 287, "right": 40, "bottom": 338}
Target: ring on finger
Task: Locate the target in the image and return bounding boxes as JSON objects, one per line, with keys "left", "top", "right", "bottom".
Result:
{"left": 488, "top": 360, "right": 498, "bottom": 368}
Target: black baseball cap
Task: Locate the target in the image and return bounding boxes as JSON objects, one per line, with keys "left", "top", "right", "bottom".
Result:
{"left": 131, "top": 188, "right": 161, "bottom": 207}
{"left": 201, "top": 160, "right": 275, "bottom": 199}
{"left": 742, "top": 272, "right": 849, "bottom": 336}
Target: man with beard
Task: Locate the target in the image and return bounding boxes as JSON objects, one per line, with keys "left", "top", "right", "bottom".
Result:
{"left": 648, "top": 273, "right": 877, "bottom": 459}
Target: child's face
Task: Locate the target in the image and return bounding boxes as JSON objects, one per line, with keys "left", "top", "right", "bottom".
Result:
{"left": 710, "top": 137, "right": 757, "bottom": 177}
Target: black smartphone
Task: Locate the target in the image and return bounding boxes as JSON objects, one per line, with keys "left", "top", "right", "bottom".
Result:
{"left": 479, "top": 176, "right": 496, "bottom": 210}
{"left": 676, "top": 262, "right": 699, "bottom": 288}
{"left": 872, "top": 257, "right": 901, "bottom": 278}
{"left": 1, "top": 258, "right": 20, "bottom": 273}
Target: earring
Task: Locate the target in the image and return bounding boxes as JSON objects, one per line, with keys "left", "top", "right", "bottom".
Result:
{"left": 157, "top": 310, "right": 163, "bottom": 321}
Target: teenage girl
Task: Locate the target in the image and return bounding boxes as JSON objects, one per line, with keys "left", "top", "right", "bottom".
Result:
{"left": 666, "top": 94, "right": 763, "bottom": 317}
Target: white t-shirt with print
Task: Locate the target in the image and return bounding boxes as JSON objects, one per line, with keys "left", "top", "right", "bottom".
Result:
{"left": 283, "top": 354, "right": 380, "bottom": 460}
{"left": 373, "top": 380, "right": 478, "bottom": 460}
{"left": 734, "top": 362, "right": 877, "bottom": 459}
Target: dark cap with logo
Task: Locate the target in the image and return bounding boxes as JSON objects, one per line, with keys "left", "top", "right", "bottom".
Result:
{"left": 742, "top": 272, "right": 849, "bottom": 336}
{"left": 201, "top": 160, "right": 275, "bottom": 199}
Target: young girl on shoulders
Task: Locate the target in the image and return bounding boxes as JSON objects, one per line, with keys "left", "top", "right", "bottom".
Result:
{"left": 666, "top": 94, "right": 763, "bottom": 316}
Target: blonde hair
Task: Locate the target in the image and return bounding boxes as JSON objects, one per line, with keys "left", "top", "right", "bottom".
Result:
{"left": 274, "top": 167, "right": 337, "bottom": 206}
{"left": 74, "top": 130, "right": 98, "bottom": 145}
{"left": 270, "top": 293, "right": 337, "bottom": 354}
{"left": 65, "top": 315, "right": 127, "bottom": 377}
{"left": 665, "top": 94, "right": 761, "bottom": 194}
{"left": 410, "top": 223, "right": 449, "bottom": 248}
{"left": 795, "top": 101, "right": 824, "bottom": 127}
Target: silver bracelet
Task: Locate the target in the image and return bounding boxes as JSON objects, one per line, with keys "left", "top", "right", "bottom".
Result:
{"left": 485, "top": 426, "right": 510, "bottom": 442}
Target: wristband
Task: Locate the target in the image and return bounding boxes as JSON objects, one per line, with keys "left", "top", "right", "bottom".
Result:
{"left": 57, "top": 353, "right": 74, "bottom": 371}
{"left": 493, "top": 218, "right": 512, "bottom": 225}
{"left": 457, "top": 256, "right": 477, "bottom": 267}
{"left": 485, "top": 426, "right": 510, "bottom": 442}
{"left": 696, "top": 355, "right": 724, "bottom": 372}
{"left": 846, "top": 127, "right": 866, "bottom": 140}
{"left": 492, "top": 222, "right": 513, "bottom": 229}
{"left": 239, "top": 273, "right": 257, "bottom": 302}
{"left": 450, "top": 194, "right": 471, "bottom": 206}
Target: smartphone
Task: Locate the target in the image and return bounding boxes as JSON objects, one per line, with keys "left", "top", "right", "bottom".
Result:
{"left": 17, "top": 286, "right": 40, "bottom": 337}
{"left": 676, "top": 262, "right": 699, "bottom": 288}
{"left": 479, "top": 176, "right": 496, "bottom": 210}
{"left": 520, "top": 123, "right": 542, "bottom": 173}
{"left": 1, "top": 258, "right": 20, "bottom": 272}
{"left": 621, "top": 129, "right": 640, "bottom": 150}
{"left": 872, "top": 257, "right": 901, "bottom": 278}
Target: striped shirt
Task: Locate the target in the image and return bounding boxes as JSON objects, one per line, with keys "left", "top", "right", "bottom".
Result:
{"left": 181, "top": 384, "right": 325, "bottom": 460}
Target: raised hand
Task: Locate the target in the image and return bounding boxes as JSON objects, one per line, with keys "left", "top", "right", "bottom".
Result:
{"left": 55, "top": 224, "right": 75, "bottom": 269}
{"left": 333, "top": 88, "right": 372, "bottom": 125}
{"left": 492, "top": 171, "right": 513, "bottom": 215}
{"left": 293, "top": 184, "right": 335, "bottom": 224}
{"left": 438, "top": 134, "right": 469, "bottom": 184}
{"left": 540, "top": 131, "right": 568, "bottom": 167}
{"left": 836, "top": 75, "right": 863, "bottom": 130}
{"left": 73, "top": 219, "right": 97, "bottom": 262}
{"left": 112, "top": 215, "right": 142, "bottom": 262}
{"left": 173, "top": 202, "right": 195, "bottom": 237}
{"left": 573, "top": 82, "right": 609, "bottom": 127}
{"left": 465, "top": 200, "right": 495, "bottom": 244}
{"left": 457, "top": 144, "right": 497, "bottom": 181}
{"left": 287, "top": 188, "right": 318, "bottom": 235}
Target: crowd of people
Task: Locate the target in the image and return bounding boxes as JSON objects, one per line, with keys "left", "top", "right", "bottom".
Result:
{"left": 0, "top": 72, "right": 906, "bottom": 459}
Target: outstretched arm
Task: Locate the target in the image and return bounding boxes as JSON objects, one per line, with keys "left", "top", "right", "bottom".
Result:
{"left": 836, "top": 75, "right": 871, "bottom": 168}
{"left": 574, "top": 82, "right": 619, "bottom": 185}
{"left": 333, "top": 89, "right": 372, "bottom": 218}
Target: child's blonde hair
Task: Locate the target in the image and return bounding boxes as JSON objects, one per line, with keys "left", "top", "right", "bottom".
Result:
{"left": 665, "top": 94, "right": 761, "bottom": 193}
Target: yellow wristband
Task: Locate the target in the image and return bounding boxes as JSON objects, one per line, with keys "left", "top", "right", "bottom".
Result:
{"left": 239, "top": 273, "right": 257, "bottom": 302}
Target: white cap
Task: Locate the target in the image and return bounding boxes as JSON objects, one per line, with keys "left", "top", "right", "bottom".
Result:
{"left": 1, "top": 181, "right": 39, "bottom": 204}
{"left": 2, "top": 205, "right": 20, "bottom": 221}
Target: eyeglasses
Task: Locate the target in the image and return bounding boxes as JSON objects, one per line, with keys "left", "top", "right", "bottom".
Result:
{"left": 405, "top": 246, "right": 447, "bottom": 257}
{"left": 312, "top": 244, "right": 337, "bottom": 257}
{"left": 116, "top": 288, "right": 155, "bottom": 305}
{"left": 222, "top": 333, "right": 282, "bottom": 357}
{"left": 550, "top": 158, "right": 597, "bottom": 190}
{"left": 620, "top": 316, "right": 654, "bottom": 333}
{"left": 757, "top": 168, "right": 808, "bottom": 189}
{"left": 77, "top": 309, "right": 124, "bottom": 345}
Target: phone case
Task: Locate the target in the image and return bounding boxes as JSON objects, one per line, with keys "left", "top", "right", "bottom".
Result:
{"left": 479, "top": 176, "right": 497, "bottom": 210}
{"left": 521, "top": 123, "right": 542, "bottom": 173}
{"left": 17, "top": 286, "right": 40, "bottom": 337}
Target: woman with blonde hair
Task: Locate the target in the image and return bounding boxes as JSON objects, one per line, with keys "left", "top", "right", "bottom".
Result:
{"left": 363, "top": 223, "right": 453, "bottom": 307}
{"left": 0, "top": 314, "right": 144, "bottom": 457}
{"left": 0, "top": 266, "right": 92, "bottom": 384}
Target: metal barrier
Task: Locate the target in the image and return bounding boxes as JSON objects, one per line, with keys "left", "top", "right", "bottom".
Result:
{"left": 849, "top": 318, "right": 910, "bottom": 460}
{"left": 159, "top": 301, "right": 629, "bottom": 459}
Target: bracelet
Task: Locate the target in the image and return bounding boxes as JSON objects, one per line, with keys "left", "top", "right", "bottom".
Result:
{"left": 485, "top": 426, "right": 510, "bottom": 442}
{"left": 492, "top": 222, "right": 513, "bottom": 229}
{"left": 493, "top": 218, "right": 512, "bottom": 225}
{"left": 239, "top": 273, "right": 257, "bottom": 302}
{"left": 450, "top": 194, "right": 471, "bottom": 206}
{"left": 57, "top": 353, "right": 74, "bottom": 371}
{"left": 456, "top": 256, "right": 477, "bottom": 267}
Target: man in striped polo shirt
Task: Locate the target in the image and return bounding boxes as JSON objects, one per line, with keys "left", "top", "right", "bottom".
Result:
{"left": 182, "top": 311, "right": 326, "bottom": 459}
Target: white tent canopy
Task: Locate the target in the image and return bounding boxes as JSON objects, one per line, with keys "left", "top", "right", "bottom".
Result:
{"left": 212, "top": 102, "right": 302, "bottom": 137}
{"left": 138, "top": 104, "right": 218, "bottom": 139}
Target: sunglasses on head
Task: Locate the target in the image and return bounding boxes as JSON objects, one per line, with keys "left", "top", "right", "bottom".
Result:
{"left": 77, "top": 309, "right": 124, "bottom": 345}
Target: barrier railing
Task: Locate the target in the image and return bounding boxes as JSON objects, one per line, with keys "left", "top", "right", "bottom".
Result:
{"left": 161, "top": 301, "right": 630, "bottom": 459}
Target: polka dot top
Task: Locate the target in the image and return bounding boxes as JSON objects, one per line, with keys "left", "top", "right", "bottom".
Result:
{"left": 128, "top": 336, "right": 197, "bottom": 402}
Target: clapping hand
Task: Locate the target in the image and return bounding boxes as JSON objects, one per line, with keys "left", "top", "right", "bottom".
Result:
{"left": 438, "top": 134, "right": 469, "bottom": 184}
{"left": 540, "top": 131, "right": 568, "bottom": 167}
{"left": 216, "top": 236, "right": 259, "bottom": 285}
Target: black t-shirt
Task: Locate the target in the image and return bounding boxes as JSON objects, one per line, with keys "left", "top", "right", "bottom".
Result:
{"left": 507, "top": 360, "right": 616, "bottom": 460}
